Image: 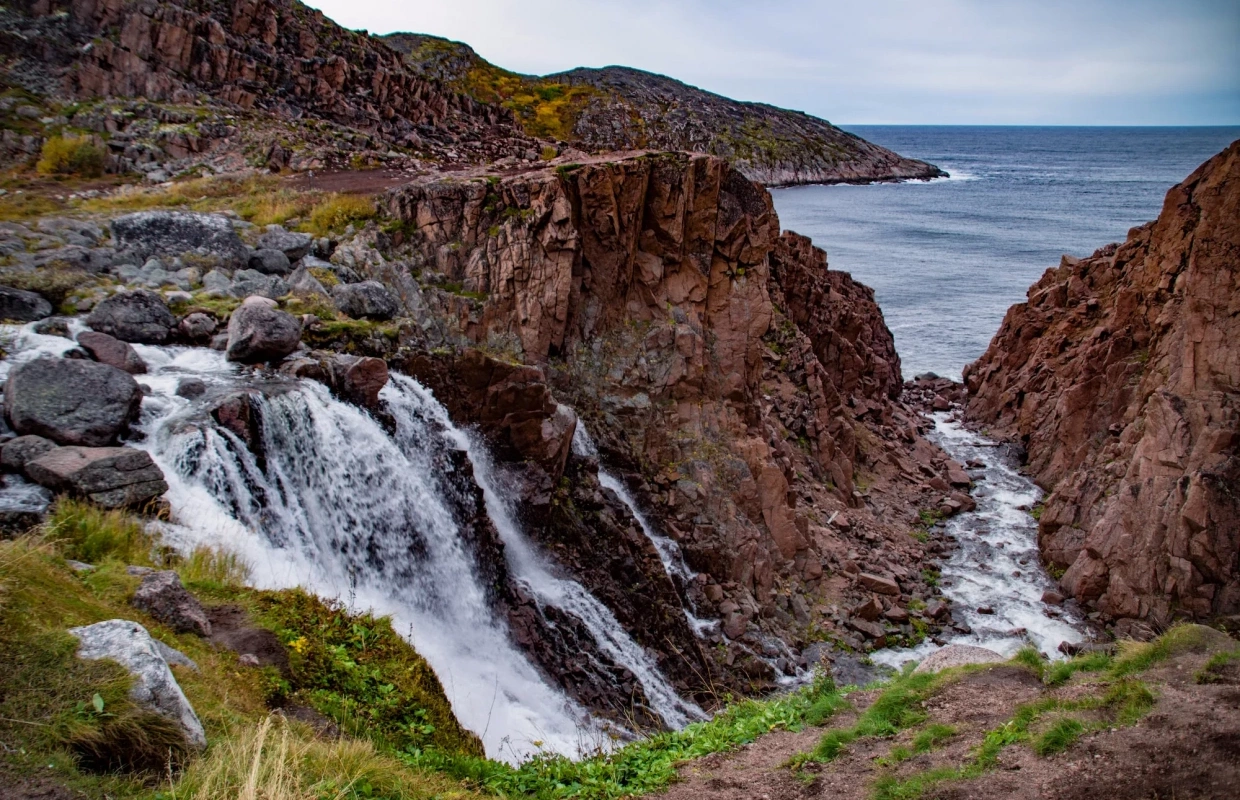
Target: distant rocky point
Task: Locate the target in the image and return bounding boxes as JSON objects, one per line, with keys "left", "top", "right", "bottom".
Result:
{"left": 382, "top": 33, "right": 947, "bottom": 186}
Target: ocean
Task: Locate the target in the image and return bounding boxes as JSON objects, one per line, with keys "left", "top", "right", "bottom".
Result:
{"left": 771, "top": 126, "right": 1240, "bottom": 380}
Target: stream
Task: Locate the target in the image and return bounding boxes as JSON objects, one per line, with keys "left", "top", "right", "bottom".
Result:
{"left": 873, "top": 412, "right": 1086, "bottom": 669}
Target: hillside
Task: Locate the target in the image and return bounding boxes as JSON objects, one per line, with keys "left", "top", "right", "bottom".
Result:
{"left": 381, "top": 33, "right": 946, "bottom": 186}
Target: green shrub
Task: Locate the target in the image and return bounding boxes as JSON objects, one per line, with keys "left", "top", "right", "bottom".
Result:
{"left": 37, "top": 135, "right": 107, "bottom": 178}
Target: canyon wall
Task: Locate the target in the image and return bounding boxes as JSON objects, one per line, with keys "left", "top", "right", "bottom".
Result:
{"left": 381, "top": 153, "right": 975, "bottom": 680}
{"left": 964, "top": 141, "right": 1240, "bottom": 627}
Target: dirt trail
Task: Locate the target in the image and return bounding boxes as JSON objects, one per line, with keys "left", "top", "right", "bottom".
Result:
{"left": 643, "top": 648, "right": 1240, "bottom": 800}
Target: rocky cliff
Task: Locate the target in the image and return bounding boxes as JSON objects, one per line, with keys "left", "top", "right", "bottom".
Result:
{"left": 964, "top": 141, "right": 1240, "bottom": 629}
{"left": 377, "top": 152, "right": 975, "bottom": 683}
{"left": 381, "top": 35, "right": 946, "bottom": 186}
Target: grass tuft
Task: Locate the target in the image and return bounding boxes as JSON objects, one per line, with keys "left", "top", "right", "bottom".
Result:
{"left": 44, "top": 498, "right": 152, "bottom": 566}
{"left": 306, "top": 195, "right": 376, "bottom": 236}
{"left": 1032, "top": 717, "right": 1084, "bottom": 756}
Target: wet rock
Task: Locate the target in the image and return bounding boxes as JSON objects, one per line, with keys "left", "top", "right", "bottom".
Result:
{"left": 86, "top": 290, "right": 176, "bottom": 344}
{"left": 175, "top": 378, "right": 206, "bottom": 399}
{"left": 327, "top": 354, "right": 388, "bottom": 408}
{"left": 69, "top": 619, "right": 206, "bottom": 750}
{"left": 248, "top": 248, "right": 292, "bottom": 275}
{"left": 1041, "top": 590, "right": 1065, "bottom": 606}
{"left": 847, "top": 617, "right": 887, "bottom": 646}
{"left": 177, "top": 312, "right": 217, "bottom": 343}
{"left": 507, "top": 402, "right": 578, "bottom": 478}
{"left": 111, "top": 211, "right": 247, "bottom": 270}
{"left": 913, "top": 644, "right": 1005, "bottom": 673}
{"left": 32, "top": 317, "right": 72, "bottom": 337}
{"left": 76, "top": 331, "right": 148, "bottom": 374}
{"left": 226, "top": 297, "right": 302, "bottom": 363}
{"left": 945, "top": 463, "right": 972, "bottom": 488}
{"left": 25, "top": 446, "right": 168, "bottom": 509}
{"left": 332, "top": 280, "right": 399, "bottom": 320}
{"left": 257, "top": 228, "right": 314, "bottom": 262}
{"left": 0, "top": 286, "right": 53, "bottom": 322}
{"left": 4, "top": 357, "right": 142, "bottom": 446}
{"left": 977, "top": 605, "right": 995, "bottom": 614}
{"left": 858, "top": 571, "right": 900, "bottom": 596}
{"left": 0, "top": 435, "right": 57, "bottom": 472}
{"left": 131, "top": 570, "right": 211, "bottom": 636}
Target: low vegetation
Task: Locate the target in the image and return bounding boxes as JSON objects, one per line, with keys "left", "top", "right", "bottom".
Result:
{"left": 37, "top": 134, "right": 107, "bottom": 178}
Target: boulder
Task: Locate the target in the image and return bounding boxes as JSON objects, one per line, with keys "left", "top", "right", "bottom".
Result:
{"left": 288, "top": 265, "right": 329, "bottom": 298}
{"left": 177, "top": 312, "right": 217, "bottom": 343}
{"left": 332, "top": 280, "right": 400, "bottom": 320}
{"left": 131, "top": 571, "right": 212, "bottom": 636}
{"left": 0, "top": 286, "right": 53, "bottom": 322}
{"left": 248, "top": 248, "right": 292, "bottom": 275}
{"left": 86, "top": 290, "right": 176, "bottom": 344}
{"left": 858, "top": 571, "right": 901, "bottom": 596}
{"left": 327, "top": 354, "right": 388, "bottom": 408}
{"left": 4, "top": 357, "right": 142, "bottom": 446}
{"left": 110, "top": 211, "right": 246, "bottom": 270}
{"left": 68, "top": 620, "right": 206, "bottom": 750}
{"left": 913, "top": 644, "right": 1005, "bottom": 674}
{"left": 852, "top": 596, "right": 882, "bottom": 621}
{"left": 25, "top": 446, "right": 168, "bottom": 509}
{"left": 226, "top": 297, "right": 302, "bottom": 363}
{"left": 76, "top": 331, "right": 148, "bottom": 375}
{"left": 175, "top": 378, "right": 207, "bottom": 399}
{"left": 231, "top": 271, "right": 289, "bottom": 300}
{"left": 257, "top": 228, "right": 314, "bottom": 261}
{"left": 507, "top": 402, "right": 578, "bottom": 477}
{"left": 0, "top": 434, "right": 56, "bottom": 472}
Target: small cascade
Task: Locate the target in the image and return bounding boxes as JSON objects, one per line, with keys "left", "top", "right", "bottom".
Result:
{"left": 874, "top": 413, "right": 1086, "bottom": 669}
{"left": 397, "top": 378, "right": 706, "bottom": 730}
{"left": 571, "top": 426, "right": 717, "bottom": 637}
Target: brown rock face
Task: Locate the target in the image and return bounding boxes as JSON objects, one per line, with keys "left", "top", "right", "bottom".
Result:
{"left": 964, "top": 141, "right": 1240, "bottom": 624}
{"left": 388, "top": 152, "right": 955, "bottom": 668}
{"left": 23, "top": 0, "right": 514, "bottom": 151}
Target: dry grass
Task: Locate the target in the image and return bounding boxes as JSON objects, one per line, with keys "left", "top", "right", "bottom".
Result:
{"left": 174, "top": 545, "right": 252, "bottom": 590}
{"left": 306, "top": 194, "right": 375, "bottom": 236}
{"left": 170, "top": 715, "right": 479, "bottom": 800}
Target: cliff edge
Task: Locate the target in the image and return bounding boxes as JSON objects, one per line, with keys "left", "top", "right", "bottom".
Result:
{"left": 963, "top": 141, "right": 1240, "bottom": 628}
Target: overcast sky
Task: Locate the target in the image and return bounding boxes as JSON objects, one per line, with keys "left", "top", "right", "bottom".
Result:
{"left": 305, "top": 0, "right": 1238, "bottom": 125}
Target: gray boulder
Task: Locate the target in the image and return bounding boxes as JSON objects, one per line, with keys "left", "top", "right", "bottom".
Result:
{"left": 201, "top": 270, "right": 233, "bottom": 296}
{"left": 69, "top": 620, "right": 207, "bottom": 750}
{"left": 287, "top": 265, "right": 328, "bottom": 298}
{"left": 25, "top": 446, "right": 168, "bottom": 508}
{"left": 86, "top": 290, "right": 176, "bottom": 344}
{"left": 332, "top": 280, "right": 400, "bottom": 321}
{"left": 248, "top": 248, "right": 291, "bottom": 276}
{"left": 257, "top": 228, "right": 314, "bottom": 261}
{"left": 0, "top": 286, "right": 53, "bottom": 322}
{"left": 175, "top": 378, "right": 206, "bottom": 399}
{"left": 913, "top": 644, "right": 1006, "bottom": 674}
{"left": 110, "top": 211, "right": 247, "bottom": 270}
{"left": 0, "top": 434, "right": 57, "bottom": 472}
{"left": 231, "top": 270, "right": 289, "bottom": 300}
{"left": 4, "top": 357, "right": 142, "bottom": 446}
{"left": 131, "top": 571, "right": 212, "bottom": 636}
{"left": 177, "top": 312, "right": 217, "bottom": 343}
{"left": 226, "top": 296, "right": 302, "bottom": 363}
{"left": 77, "top": 331, "right": 148, "bottom": 375}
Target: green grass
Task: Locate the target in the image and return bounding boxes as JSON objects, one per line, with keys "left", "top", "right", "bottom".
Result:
{"left": 911, "top": 723, "right": 956, "bottom": 753}
{"left": 1032, "top": 717, "right": 1084, "bottom": 756}
{"left": 405, "top": 671, "right": 845, "bottom": 799}
{"left": 790, "top": 670, "right": 943, "bottom": 766}
{"left": 1045, "top": 650, "right": 1112, "bottom": 686}
{"left": 42, "top": 498, "right": 153, "bottom": 566}
{"left": 1195, "top": 649, "right": 1240, "bottom": 684}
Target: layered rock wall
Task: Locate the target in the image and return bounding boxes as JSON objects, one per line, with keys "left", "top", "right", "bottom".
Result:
{"left": 964, "top": 141, "right": 1240, "bottom": 624}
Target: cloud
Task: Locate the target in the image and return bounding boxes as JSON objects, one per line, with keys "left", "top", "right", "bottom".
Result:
{"left": 305, "top": 0, "right": 1240, "bottom": 124}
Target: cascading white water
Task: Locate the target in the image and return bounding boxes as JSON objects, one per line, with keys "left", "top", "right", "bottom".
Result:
{"left": 122, "top": 345, "right": 603, "bottom": 762}
{"left": 396, "top": 377, "right": 706, "bottom": 730}
{"left": 571, "top": 426, "right": 717, "bottom": 637}
{"left": 873, "top": 413, "right": 1085, "bottom": 669}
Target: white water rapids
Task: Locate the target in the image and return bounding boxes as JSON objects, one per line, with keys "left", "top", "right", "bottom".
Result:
{"left": 0, "top": 323, "right": 703, "bottom": 762}
{"left": 873, "top": 412, "right": 1085, "bottom": 669}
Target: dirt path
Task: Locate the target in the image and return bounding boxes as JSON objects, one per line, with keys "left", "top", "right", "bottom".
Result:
{"left": 643, "top": 649, "right": 1240, "bottom": 800}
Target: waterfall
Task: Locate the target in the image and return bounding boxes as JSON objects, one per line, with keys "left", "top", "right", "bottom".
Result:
{"left": 392, "top": 376, "right": 706, "bottom": 730}
{"left": 125, "top": 345, "right": 602, "bottom": 763}
{"left": 571, "top": 426, "right": 717, "bottom": 637}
